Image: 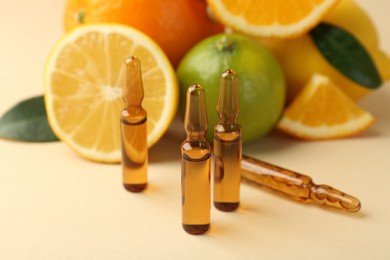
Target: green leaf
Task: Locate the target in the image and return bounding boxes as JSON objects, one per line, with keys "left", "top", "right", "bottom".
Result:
{"left": 310, "top": 22, "right": 382, "bottom": 89}
{"left": 0, "top": 95, "right": 59, "bottom": 142}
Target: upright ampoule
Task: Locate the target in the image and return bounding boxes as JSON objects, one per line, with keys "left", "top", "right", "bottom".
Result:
{"left": 213, "top": 69, "right": 242, "bottom": 211}
{"left": 241, "top": 155, "right": 361, "bottom": 213}
{"left": 181, "top": 84, "right": 211, "bottom": 235}
{"left": 120, "top": 56, "right": 148, "bottom": 192}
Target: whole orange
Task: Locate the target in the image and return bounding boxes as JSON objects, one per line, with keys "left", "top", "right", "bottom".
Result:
{"left": 63, "top": 0, "right": 224, "bottom": 67}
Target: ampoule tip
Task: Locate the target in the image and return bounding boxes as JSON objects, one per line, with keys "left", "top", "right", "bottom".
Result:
{"left": 125, "top": 55, "right": 140, "bottom": 65}
{"left": 221, "top": 69, "right": 237, "bottom": 80}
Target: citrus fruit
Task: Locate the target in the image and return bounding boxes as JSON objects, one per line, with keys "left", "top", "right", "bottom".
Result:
{"left": 63, "top": 0, "right": 224, "bottom": 67}
{"left": 258, "top": 0, "right": 390, "bottom": 103}
{"left": 177, "top": 33, "right": 285, "bottom": 144}
{"left": 44, "top": 24, "right": 178, "bottom": 163}
{"left": 206, "top": 0, "right": 339, "bottom": 38}
{"left": 277, "top": 73, "right": 375, "bottom": 140}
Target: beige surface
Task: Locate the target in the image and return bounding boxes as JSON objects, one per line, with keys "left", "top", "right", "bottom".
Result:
{"left": 1, "top": 0, "right": 390, "bottom": 259}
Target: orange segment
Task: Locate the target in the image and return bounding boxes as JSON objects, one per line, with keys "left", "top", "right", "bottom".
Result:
{"left": 207, "top": 0, "right": 340, "bottom": 38}
{"left": 44, "top": 24, "right": 178, "bottom": 163}
{"left": 277, "top": 74, "right": 375, "bottom": 140}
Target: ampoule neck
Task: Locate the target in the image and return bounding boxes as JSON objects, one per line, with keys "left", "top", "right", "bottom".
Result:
{"left": 186, "top": 131, "right": 207, "bottom": 141}
{"left": 184, "top": 84, "right": 209, "bottom": 141}
{"left": 123, "top": 56, "right": 144, "bottom": 108}
{"left": 217, "top": 69, "right": 239, "bottom": 124}
{"left": 218, "top": 116, "right": 238, "bottom": 124}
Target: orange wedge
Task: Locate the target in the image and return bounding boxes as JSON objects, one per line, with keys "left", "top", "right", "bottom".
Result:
{"left": 277, "top": 74, "right": 375, "bottom": 140}
{"left": 44, "top": 24, "right": 178, "bottom": 163}
{"left": 207, "top": 0, "right": 340, "bottom": 38}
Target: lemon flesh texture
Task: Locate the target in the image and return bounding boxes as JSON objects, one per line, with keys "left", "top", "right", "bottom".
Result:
{"left": 44, "top": 24, "right": 178, "bottom": 163}
{"left": 177, "top": 33, "right": 285, "bottom": 144}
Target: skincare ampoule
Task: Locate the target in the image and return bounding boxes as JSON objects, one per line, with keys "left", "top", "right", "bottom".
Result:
{"left": 214, "top": 69, "right": 242, "bottom": 211}
{"left": 121, "top": 56, "right": 148, "bottom": 192}
{"left": 241, "top": 155, "right": 361, "bottom": 213}
{"left": 181, "top": 84, "right": 211, "bottom": 235}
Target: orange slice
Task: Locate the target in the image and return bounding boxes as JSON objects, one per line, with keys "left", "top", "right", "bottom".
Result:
{"left": 207, "top": 0, "right": 340, "bottom": 38}
{"left": 277, "top": 74, "right": 375, "bottom": 140}
{"left": 44, "top": 24, "right": 178, "bottom": 163}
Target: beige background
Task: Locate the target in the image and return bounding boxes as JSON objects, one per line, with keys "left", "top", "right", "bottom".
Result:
{"left": 1, "top": 0, "right": 390, "bottom": 259}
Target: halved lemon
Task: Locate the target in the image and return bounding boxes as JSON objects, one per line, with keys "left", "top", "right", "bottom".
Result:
{"left": 207, "top": 0, "right": 340, "bottom": 38}
{"left": 44, "top": 24, "right": 178, "bottom": 163}
{"left": 277, "top": 73, "right": 375, "bottom": 140}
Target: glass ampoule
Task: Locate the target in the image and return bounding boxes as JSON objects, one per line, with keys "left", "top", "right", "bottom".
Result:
{"left": 213, "top": 69, "right": 242, "bottom": 211}
{"left": 181, "top": 84, "right": 211, "bottom": 235}
{"left": 241, "top": 155, "right": 361, "bottom": 213}
{"left": 120, "top": 56, "right": 148, "bottom": 192}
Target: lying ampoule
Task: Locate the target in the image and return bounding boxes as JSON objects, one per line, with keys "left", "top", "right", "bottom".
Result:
{"left": 120, "top": 56, "right": 148, "bottom": 192}
{"left": 214, "top": 69, "right": 242, "bottom": 211}
{"left": 181, "top": 84, "right": 211, "bottom": 235}
{"left": 241, "top": 155, "right": 361, "bottom": 213}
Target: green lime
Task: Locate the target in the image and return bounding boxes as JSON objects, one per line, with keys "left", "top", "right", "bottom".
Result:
{"left": 177, "top": 33, "right": 285, "bottom": 144}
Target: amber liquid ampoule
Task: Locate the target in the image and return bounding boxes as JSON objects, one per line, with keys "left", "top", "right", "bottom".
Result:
{"left": 241, "top": 155, "right": 361, "bottom": 213}
{"left": 121, "top": 56, "right": 147, "bottom": 192}
{"left": 214, "top": 69, "right": 242, "bottom": 211}
{"left": 181, "top": 84, "right": 211, "bottom": 235}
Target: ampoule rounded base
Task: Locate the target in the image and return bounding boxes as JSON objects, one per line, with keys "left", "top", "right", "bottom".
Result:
{"left": 213, "top": 201, "right": 239, "bottom": 212}
{"left": 182, "top": 224, "right": 210, "bottom": 235}
{"left": 123, "top": 183, "right": 147, "bottom": 193}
